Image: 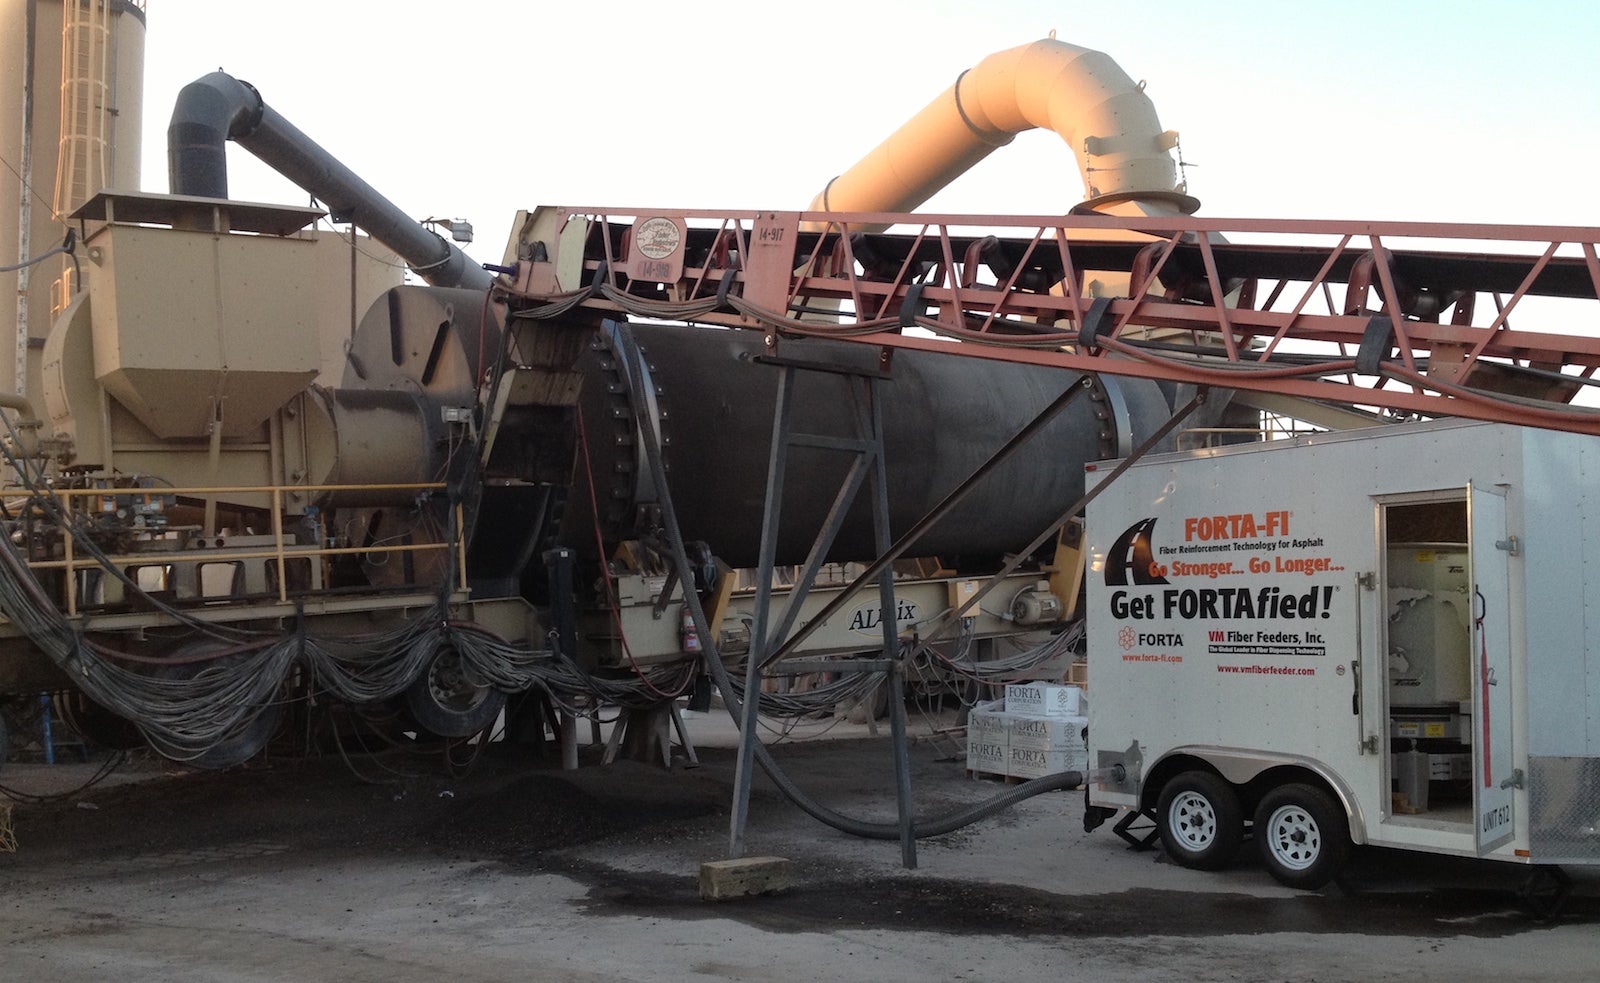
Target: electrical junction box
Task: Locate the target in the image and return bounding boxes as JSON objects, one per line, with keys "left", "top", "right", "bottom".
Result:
{"left": 947, "top": 578, "right": 981, "bottom": 615}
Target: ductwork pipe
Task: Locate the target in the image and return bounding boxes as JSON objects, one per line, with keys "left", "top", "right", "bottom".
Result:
{"left": 167, "top": 71, "right": 491, "bottom": 291}
{"left": 807, "top": 37, "right": 1198, "bottom": 227}
{"left": 0, "top": 392, "right": 37, "bottom": 421}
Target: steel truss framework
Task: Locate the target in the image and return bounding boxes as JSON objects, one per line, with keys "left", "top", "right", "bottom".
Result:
{"left": 499, "top": 208, "right": 1600, "bottom": 864}
{"left": 505, "top": 208, "right": 1600, "bottom": 435}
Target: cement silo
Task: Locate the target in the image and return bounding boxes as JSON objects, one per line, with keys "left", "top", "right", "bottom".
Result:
{"left": 1, "top": 0, "right": 146, "bottom": 400}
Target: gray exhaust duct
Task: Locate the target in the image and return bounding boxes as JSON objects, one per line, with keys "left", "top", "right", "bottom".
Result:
{"left": 167, "top": 71, "right": 491, "bottom": 291}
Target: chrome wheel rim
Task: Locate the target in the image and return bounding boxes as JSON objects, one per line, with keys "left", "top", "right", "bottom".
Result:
{"left": 1264, "top": 804, "right": 1321, "bottom": 871}
{"left": 1168, "top": 790, "right": 1219, "bottom": 850}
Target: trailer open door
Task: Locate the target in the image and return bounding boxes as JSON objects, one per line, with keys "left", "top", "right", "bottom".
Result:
{"left": 1469, "top": 484, "right": 1516, "bottom": 854}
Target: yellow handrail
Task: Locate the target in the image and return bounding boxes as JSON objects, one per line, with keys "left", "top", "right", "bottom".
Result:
{"left": 23, "top": 481, "right": 462, "bottom": 617}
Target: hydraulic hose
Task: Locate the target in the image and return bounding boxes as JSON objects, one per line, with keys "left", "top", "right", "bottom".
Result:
{"left": 703, "top": 639, "right": 1085, "bottom": 839}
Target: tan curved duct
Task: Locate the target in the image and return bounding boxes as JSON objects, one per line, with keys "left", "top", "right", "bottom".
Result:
{"left": 806, "top": 37, "right": 1197, "bottom": 227}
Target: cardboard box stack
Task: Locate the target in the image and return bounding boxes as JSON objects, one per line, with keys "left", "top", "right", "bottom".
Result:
{"left": 964, "top": 699, "right": 1007, "bottom": 775}
{"left": 964, "top": 683, "right": 1088, "bottom": 781}
{"left": 1003, "top": 681, "right": 1086, "bottom": 716}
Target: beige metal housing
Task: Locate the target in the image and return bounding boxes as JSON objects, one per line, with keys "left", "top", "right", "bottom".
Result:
{"left": 599, "top": 568, "right": 1069, "bottom": 670}
{"left": 40, "top": 192, "right": 404, "bottom": 489}
{"left": 74, "top": 195, "right": 327, "bottom": 440}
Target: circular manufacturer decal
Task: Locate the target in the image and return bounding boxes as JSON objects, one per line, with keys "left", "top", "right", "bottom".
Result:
{"left": 635, "top": 217, "right": 682, "bottom": 260}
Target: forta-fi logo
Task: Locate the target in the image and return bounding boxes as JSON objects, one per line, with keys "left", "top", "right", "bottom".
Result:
{"left": 1105, "top": 518, "right": 1170, "bottom": 587}
{"left": 1117, "top": 625, "right": 1137, "bottom": 650}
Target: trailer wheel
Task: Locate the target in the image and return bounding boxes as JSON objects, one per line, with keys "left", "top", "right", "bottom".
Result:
{"left": 405, "top": 644, "right": 505, "bottom": 739}
{"left": 1254, "top": 783, "right": 1350, "bottom": 889}
{"left": 146, "top": 702, "right": 283, "bottom": 771}
{"left": 1157, "top": 771, "right": 1244, "bottom": 870}
{"left": 143, "top": 645, "right": 285, "bottom": 770}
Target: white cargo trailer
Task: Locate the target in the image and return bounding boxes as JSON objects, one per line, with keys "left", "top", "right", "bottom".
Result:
{"left": 1083, "top": 419, "right": 1598, "bottom": 901}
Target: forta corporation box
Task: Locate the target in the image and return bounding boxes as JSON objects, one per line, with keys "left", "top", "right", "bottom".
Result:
{"left": 1006, "top": 713, "right": 1088, "bottom": 752}
{"left": 1006, "top": 744, "right": 1089, "bottom": 780}
{"left": 966, "top": 699, "right": 1008, "bottom": 776}
{"left": 966, "top": 736, "right": 1007, "bottom": 775}
{"left": 1004, "top": 682, "right": 1086, "bottom": 717}
{"left": 967, "top": 699, "right": 1007, "bottom": 740}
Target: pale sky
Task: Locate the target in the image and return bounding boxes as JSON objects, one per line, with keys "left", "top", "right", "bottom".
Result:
{"left": 133, "top": 0, "right": 1600, "bottom": 266}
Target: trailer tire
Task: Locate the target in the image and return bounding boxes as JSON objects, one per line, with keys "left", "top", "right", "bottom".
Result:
{"left": 145, "top": 702, "right": 283, "bottom": 771}
{"left": 1157, "top": 770, "right": 1244, "bottom": 870}
{"left": 405, "top": 644, "right": 505, "bottom": 739}
{"left": 143, "top": 646, "right": 285, "bottom": 770}
{"left": 1254, "top": 783, "right": 1350, "bottom": 889}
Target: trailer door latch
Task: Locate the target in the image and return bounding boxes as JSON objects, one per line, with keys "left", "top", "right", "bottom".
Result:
{"left": 1495, "top": 536, "right": 1521, "bottom": 556}
{"left": 1500, "top": 768, "right": 1525, "bottom": 790}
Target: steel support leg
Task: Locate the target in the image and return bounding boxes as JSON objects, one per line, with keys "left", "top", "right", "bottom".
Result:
{"left": 864, "top": 380, "right": 916, "bottom": 868}
{"left": 601, "top": 322, "right": 938, "bottom": 866}
{"left": 727, "top": 361, "right": 915, "bottom": 866}
{"left": 728, "top": 365, "right": 797, "bottom": 859}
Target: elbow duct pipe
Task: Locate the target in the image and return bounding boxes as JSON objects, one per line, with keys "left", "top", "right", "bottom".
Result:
{"left": 0, "top": 392, "right": 37, "bottom": 422}
{"left": 807, "top": 37, "right": 1198, "bottom": 226}
{"left": 167, "top": 72, "right": 492, "bottom": 291}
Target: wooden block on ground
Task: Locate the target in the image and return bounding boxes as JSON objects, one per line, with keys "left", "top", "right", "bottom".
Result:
{"left": 1391, "top": 793, "right": 1425, "bottom": 815}
{"left": 699, "top": 856, "right": 792, "bottom": 901}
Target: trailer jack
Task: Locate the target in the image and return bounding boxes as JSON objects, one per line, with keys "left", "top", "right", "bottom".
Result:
{"left": 1517, "top": 865, "right": 1572, "bottom": 922}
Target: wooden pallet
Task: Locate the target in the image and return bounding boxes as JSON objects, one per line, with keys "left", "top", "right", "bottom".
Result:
{"left": 964, "top": 768, "right": 1024, "bottom": 784}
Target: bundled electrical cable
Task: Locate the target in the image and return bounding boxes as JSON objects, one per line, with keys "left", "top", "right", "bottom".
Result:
{"left": 722, "top": 665, "right": 886, "bottom": 719}
{"left": 911, "top": 620, "right": 1081, "bottom": 691}
{"left": 0, "top": 439, "right": 697, "bottom": 762}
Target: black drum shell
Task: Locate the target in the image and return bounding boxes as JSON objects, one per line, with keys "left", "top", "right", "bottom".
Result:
{"left": 570, "top": 322, "right": 1173, "bottom": 568}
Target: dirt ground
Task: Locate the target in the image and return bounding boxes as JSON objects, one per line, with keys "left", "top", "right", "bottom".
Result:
{"left": 2, "top": 713, "right": 1597, "bottom": 982}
